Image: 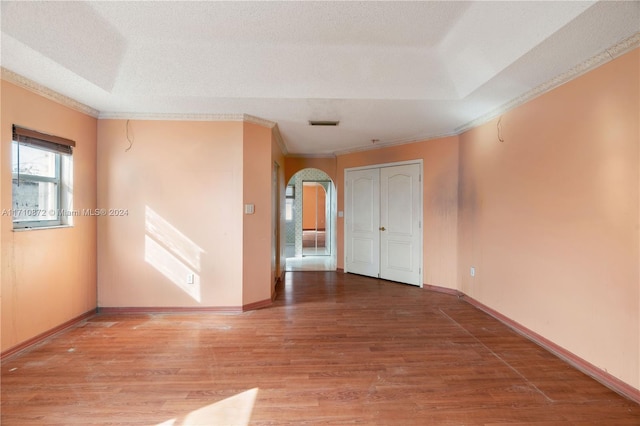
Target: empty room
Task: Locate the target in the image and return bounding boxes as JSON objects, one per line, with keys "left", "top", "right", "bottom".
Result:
{"left": 1, "top": 1, "right": 639, "bottom": 425}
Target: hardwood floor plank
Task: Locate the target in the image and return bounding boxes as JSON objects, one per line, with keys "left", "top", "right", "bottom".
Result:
{"left": 2, "top": 271, "right": 639, "bottom": 425}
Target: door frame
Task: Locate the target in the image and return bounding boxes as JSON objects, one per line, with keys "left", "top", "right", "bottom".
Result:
{"left": 344, "top": 159, "right": 423, "bottom": 287}
{"left": 301, "top": 180, "right": 331, "bottom": 256}
{"left": 272, "top": 161, "right": 281, "bottom": 287}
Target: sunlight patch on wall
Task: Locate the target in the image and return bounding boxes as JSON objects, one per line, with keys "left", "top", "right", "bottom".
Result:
{"left": 156, "top": 388, "right": 259, "bottom": 426}
{"left": 144, "top": 206, "right": 204, "bottom": 302}
{"left": 145, "top": 206, "right": 203, "bottom": 270}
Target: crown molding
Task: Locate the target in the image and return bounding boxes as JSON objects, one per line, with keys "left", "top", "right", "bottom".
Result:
{"left": 98, "top": 111, "right": 289, "bottom": 152}
{"left": 272, "top": 124, "right": 289, "bottom": 156}
{"left": 1, "top": 67, "right": 100, "bottom": 118}
{"left": 243, "top": 114, "right": 277, "bottom": 129}
{"left": 333, "top": 131, "right": 458, "bottom": 156}
{"left": 98, "top": 111, "right": 280, "bottom": 127}
{"left": 455, "top": 32, "right": 640, "bottom": 134}
{"left": 285, "top": 153, "right": 336, "bottom": 159}
{"left": 98, "top": 112, "right": 247, "bottom": 121}
{"left": 0, "top": 69, "right": 280, "bottom": 128}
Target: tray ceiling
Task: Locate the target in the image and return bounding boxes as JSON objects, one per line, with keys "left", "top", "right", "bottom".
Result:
{"left": 1, "top": 1, "right": 638, "bottom": 155}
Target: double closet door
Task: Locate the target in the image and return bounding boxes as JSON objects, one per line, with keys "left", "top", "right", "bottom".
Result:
{"left": 345, "top": 162, "right": 422, "bottom": 286}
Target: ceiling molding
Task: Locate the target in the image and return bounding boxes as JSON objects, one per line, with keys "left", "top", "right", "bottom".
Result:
{"left": 285, "top": 153, "right": 336, "bottom": 159}
{"left": 97, "top": 111, "right": 279, "bottom": 127}
{"left": 272, "top": 124, "right": 289, "bottom": 156}
{"left": 1, "top": 67, "right": 100, "bottom": 118}
{"left": 0, "top": 68, "right": 284, "bottom": 140}
{"left": 98, "top": 112, "right": 248, "bottom": 121}
{"left": 333, "top": 131, "right": 458, "bottom": 156}
{"left": 243, "top": 114, "right": 277, "bottom": 129}
{"left": 455, "top": 31, "right": 640, "bottom": 134}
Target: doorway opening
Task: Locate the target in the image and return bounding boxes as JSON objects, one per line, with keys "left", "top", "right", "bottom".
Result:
{"left": 285, "top": 169, "right": 336, "bottom": 271}
{"left": 302, "top": 180, "right": 330, "bottom": 256}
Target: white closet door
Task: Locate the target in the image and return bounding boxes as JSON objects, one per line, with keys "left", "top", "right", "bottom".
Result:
{"left": 380, "top": 164, "right": 421, "bottom": 286}
{"left": 345, "top": 163, "right": 422, "bottom": 286}
{"left": 345, "top": 168, "right": 380, "bottom": 278}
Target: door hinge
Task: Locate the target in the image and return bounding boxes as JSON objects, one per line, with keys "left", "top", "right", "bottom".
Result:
{"left": 419, "top": 174, "right": 422, "bottom": 182}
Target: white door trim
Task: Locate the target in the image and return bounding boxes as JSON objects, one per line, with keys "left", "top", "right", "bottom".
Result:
{"left": 345, "top": 159, "right": 424, "bottom": 173}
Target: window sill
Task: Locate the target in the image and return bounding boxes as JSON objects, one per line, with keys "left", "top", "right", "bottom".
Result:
{"left": 13, "top": 225, "right": 74, "bottom": 232}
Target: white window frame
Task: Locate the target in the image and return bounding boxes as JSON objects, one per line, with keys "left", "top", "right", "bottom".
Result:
{"left": 11, "top": 126, "right": 74, "bottom": 230}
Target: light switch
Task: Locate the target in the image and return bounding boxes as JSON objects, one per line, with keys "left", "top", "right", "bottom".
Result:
{"left": 244, "top": 204, "right": 255, "bottom": 214}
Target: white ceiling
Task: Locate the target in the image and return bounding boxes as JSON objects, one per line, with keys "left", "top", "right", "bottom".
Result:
{"left": 1, "top": 1, "right": 638, "bottom": 155}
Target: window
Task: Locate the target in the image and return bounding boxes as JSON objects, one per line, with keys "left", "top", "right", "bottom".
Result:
{"left": 11, "top": 125, "right": 74, "bottom": 229}
{"left": 285, "top": 185, "right": 295, "bottom": 221}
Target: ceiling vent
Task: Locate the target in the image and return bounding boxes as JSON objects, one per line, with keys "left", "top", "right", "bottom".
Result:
{"left": 308, "top": 120, "right": 340, "bottom": 126}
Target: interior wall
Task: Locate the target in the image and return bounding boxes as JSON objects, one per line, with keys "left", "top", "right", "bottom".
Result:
{"left": 336, "top": 136, "right": 459, "bottom": 289}
{"left": 243, "top": 122, "right": 275, "bottom": 306}
{"left": 285, "top": 156, "right": 337, "bottom": 184}
{"left": 457, "top": 48, "right": 639, "bottom": 389}
{"left": 271, "top": 128, "right": 286, "bottom": 291}
{"left": 97, "top": 120, "right": 244, "bottom": 308}
{"left": 1, "top": 80, "right": 98, "bottom": 352}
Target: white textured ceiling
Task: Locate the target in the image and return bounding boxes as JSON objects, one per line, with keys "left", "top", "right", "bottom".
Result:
{"left": 1, "top": 1, "right": 639, "bottom": 155}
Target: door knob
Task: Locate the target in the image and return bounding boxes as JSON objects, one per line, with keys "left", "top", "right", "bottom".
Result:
{"left": 379, "top": 226, "right": 386, "bottom": 231}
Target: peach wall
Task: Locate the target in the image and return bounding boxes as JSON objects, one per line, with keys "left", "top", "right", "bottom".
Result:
{"left": 285, "top": 156, "right": 337, "bottom": 184}
{"left": 97, "top": 120, "right": 244, "bottom": 308}
{"left": 336, "top": 137, "right": 459, "bottom": 289}
{"left": 457, "top": 49, "right": 639, "bottom": 389}
{"left": 271, "top": 129, "right": 286, "bottom": 289}
{"left": 243, "top": 122, "right": 274, "bottom": 306}
{"left": 0, "top": 81, "right": 2, "bottom": 350}
{"left": 1, "top": 80, "right": 97, "bottom": 352}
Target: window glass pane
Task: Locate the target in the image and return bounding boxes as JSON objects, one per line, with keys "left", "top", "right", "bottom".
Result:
{"left": 12, "top": 179, "right": 59, "bottom": 222}
{"left": 286, "top": 185, "right": 294, "bottom": 198}
{"left": 12, "top": 142, "right": 57, "bottom": 178}
{"left": 285, "top": 199, "right": 293, "bottom": 221}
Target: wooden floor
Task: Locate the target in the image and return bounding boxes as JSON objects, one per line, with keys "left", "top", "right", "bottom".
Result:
{"left": 2, "top": 272, "right": 639, "bottom": 425}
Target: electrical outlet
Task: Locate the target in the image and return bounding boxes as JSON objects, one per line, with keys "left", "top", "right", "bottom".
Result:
{"left": 470, "top": 267, "right": 475, "bottom": 277}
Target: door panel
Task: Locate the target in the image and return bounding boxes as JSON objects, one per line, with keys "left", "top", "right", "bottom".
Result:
{"left": 345, "top": 169, "right": 380, "bottom": 277}
{"left": 352, "top": 238, "right": 375, "bottom": 264}
{"left": 386, "top": 241, "right": 412, "bottom": 271}
{"left": 380, "top": 164, "right": 421, "bottom": 286}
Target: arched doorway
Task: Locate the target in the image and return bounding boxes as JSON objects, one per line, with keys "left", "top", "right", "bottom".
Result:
{"left": 302, "top": 181, "right": 329, "bottom": 255}
{"left": 285, "top": 168, "right": 337, "bottom": 271}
